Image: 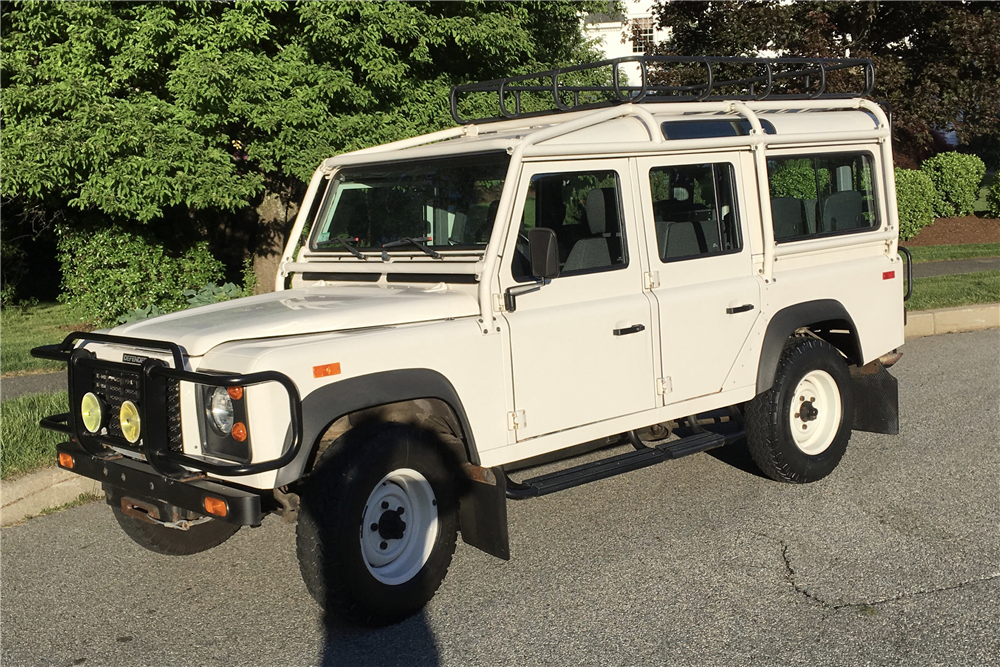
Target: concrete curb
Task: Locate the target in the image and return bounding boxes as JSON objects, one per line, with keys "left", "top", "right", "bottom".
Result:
{"left": 905, "top": 303, "right": 1000, "bottom": 339}
{"left": 1, "top": 467, "right": 103, "bottom": 527}
{"left": 2, "top": 303, "right": 997, "bottom": 528}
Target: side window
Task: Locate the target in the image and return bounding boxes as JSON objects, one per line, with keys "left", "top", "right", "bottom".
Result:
{"left": 649, "top": 163, "right": 742, "bottom": 262}
{"left": 767, "top": 152, "right": 878, "bottom": 242}
{"left": 512, "top": 170, "right": 627, "bottom": 282}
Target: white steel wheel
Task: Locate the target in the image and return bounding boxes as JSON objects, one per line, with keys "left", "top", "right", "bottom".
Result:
{"left": 788, "top": 369, "right": 843, "bottom": 455}
{"left": 745, "top": 337, "right": 855, "bottom": 484}
{"left": 360, "top": 468, "right": 439, "bottom": 585}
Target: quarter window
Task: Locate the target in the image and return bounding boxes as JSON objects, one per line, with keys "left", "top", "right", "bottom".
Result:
{"left": 649, "top": 163, "right": 742, "bottom": 262}
{"left": 767, "top": 152, "right": 878, "bottom": 241}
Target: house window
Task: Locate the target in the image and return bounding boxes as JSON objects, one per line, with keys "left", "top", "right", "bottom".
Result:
{"left": 632, "top": 17, "right": 654, "bottom": 53}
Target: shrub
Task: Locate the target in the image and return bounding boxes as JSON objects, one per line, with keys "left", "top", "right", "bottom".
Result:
{"left": 920, "top": 152, "right": 986, "bottom": 217}
{"left": 894, "top": 168, "right": 936, "bottom": 241}
{"left": 183, "top": 282, "right": 244, "bottom": 308}
{"left": 771, "top": 159, "right": 822, "bottom": 199}
{"left": 988, "top": 175, "right": 1000, "bottom": 218}
{"left": 57, "top": 225, "right": 224, "bottom": 325}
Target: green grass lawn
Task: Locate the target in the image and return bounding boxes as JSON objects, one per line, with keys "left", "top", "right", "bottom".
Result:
{"left": 0, "top": 391, "right": 68, "bottom": 479}
{"left": 906, "top": 243, "right": 1000, "bottom": 264}
{"left": 908, "top": 270, "right": 1000, "bottom": 311}
{"left": 1, "top": 302, "right": 88, "bottom": 376}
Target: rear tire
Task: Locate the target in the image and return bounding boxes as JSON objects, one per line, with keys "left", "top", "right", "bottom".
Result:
{"left": 746, "top": 337, "right": 854, "bottom": 483}
{"left": 296, "top": 423, "right": 458, "bottom": 626}
{"left": 112, "top": 506, "right": 240, "bottom": 555}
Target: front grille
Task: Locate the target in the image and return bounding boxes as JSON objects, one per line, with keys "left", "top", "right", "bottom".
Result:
{"left": 89, "top": 367, "right": 182, "bottom": 450}
{"left": 93, "top": 368, "right": 141, "bottom": 440}
{"left": 166, "top": 378, "right": 182, "bottom": 451}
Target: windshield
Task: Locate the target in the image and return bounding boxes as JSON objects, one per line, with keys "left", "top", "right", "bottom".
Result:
{"left": 310, "top": 152, "right": 511, "bottom": 253}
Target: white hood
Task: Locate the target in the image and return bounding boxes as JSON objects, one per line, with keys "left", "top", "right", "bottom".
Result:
{"left": 110, "top": 284, "right": 479, "bottom": 357}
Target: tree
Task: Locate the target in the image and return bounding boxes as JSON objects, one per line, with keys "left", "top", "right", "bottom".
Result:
{"left": 1, "top": 1, "right": 607, "bottom": 305}
{"left": 650, "top": 1, "right": 1000, "bottom": 167}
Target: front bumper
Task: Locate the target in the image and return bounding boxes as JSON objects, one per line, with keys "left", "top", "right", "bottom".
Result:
{"left": 57, "top": 440, "right": 263, "bottom": 526}
{"left": 32, "top": 331, "right": 303, "bottom": 480}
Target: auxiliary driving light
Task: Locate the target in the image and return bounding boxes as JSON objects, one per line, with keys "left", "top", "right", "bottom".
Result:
{"left": 80, "top": 392, "right": 104, "bottom": 433}
{"left": 119, "top": 400, "right": 141, "bottom": 443}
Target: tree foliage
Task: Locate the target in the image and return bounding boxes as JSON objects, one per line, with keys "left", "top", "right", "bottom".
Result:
{"left": 1, "top": 1, "right": 607, "bottom": 304}
{"left": 2, "top": 1, "right": 605, "bottom": 220}
{"left": 650, "top": 1, "right": 1000, "bottom": 165}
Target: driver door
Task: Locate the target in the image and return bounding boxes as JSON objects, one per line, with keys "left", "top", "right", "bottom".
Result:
{"left": 499, "top": 159, "right": 657, "bottom": 441}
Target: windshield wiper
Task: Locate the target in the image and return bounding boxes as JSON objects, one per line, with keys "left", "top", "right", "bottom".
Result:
{"left": 315, "top": 236, "right": 368, "bottom": 260}
{"left": 381, "top": 237, "right": 442, "bottom": 261}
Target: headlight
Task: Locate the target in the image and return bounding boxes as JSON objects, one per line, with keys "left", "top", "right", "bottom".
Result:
{"left": 209, "top": 387, "right": 234, "bottom": 435}
{"left": 80, "top": 392, "right": 104, "bottom": 433}
{"left": 119, "top": 400, "right": 141, "bottom": 443}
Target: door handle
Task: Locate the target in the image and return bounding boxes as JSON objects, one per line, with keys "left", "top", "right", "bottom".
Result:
{"left": 613, "top": 324, "right": 646, "bottom": 336}
{"left": 726, "top": 304, "right": 755, "bottom": 314}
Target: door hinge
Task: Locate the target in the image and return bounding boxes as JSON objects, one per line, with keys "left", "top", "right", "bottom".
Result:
{"left": 493, "top": 292, "right": 505, "bottom": 312}
{"left": 656, "top": 377, "right": 672, "bottom": 395}
{"left": 644, "top": 271, "right": 660, "bottom": 289}
{"left": 507, "top": 410, "right": 526, "bottom": 430}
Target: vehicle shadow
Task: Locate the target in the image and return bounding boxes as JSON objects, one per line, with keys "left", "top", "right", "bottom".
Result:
{"left": 321, "top": 611, "right": 440, "bottom": 667}
{"left": 706, "top": 438, "right": 769, "bottom": 479}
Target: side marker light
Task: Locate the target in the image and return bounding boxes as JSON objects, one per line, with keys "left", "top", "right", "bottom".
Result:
{"left": 231, "top": 422, "right": 248, "bottom": 442}
{"left": 313, "top": 362, "right": 341, "bottom": 379}
{"left": 58, "top": 452, "right": 75, "bottom": 469}
{"left": 203, "top": 496, "right": 228, "bottom": 518}
{"left": 883, "top": 271, "right": 895, "bottom": 280}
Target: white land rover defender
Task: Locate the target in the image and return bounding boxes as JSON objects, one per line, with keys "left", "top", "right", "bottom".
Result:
{"left": 35, "top": 57, "right": 909, "bottom": 625}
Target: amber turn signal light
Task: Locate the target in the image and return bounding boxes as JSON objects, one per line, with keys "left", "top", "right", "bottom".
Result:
{"left": 313, "top": 362, "right": 341, "bottom": 378}
{"left": 58, "top": 452, "right": 74, "bottom": 469}
{"left": 203, "top": 496, "right": 228, "bottom": 518}
{"left": 227, "top": 386, "right": 243, "bottom": 401}
{"left": 231, "top": 422, "right": 247, "bottom": 442}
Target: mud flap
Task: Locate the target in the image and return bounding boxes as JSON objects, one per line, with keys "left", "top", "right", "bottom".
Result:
{"left": 850, "top": 361, "right": 899, "bottom": 435}
{"left": 458, "top": 465, "right": 510, "bottom": 560}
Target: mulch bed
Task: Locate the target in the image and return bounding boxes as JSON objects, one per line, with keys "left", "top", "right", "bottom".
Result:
{"left": 906, "top": 216, "right": 1000, "bottom": 246}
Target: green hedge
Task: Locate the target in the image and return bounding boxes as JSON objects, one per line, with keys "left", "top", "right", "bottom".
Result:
{"left": 57, "top": 226, "right": 224, "bottom": 326}
{"left": 895, "top": 168, "right": 936, "bottom": 241}
{"left": 988, "top": 176, "right": 1000, "bottom": 218}
{"left": 920, "top": 152, "right": 986, "bottom": 217}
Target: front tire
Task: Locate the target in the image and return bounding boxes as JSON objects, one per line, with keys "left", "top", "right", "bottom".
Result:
{"left": 296, "top": 423, "right": 459, "bottom": 626}
{"left": 112, "top": 506, "right": 240, "bottom": 555}
{"left": 746, "top": 337, "right": 854, "bottom": 483}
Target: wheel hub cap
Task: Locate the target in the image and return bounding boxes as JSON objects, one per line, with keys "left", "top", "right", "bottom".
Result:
{"left": 377, "top": 508, "right": 406, "bottom": 541}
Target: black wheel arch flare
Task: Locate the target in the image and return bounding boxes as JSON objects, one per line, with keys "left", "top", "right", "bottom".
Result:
{"left": 756, "top": 299, "right": 863, "bottom": 395}
{"left": 284, "top": 369, "right": 480, "bottom": 483}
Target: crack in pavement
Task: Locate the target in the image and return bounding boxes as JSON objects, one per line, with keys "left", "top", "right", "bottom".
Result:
{"left": 765, "top": 534, "right": 1000, "bottom": 611}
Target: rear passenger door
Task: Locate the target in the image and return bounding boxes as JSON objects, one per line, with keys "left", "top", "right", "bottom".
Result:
{"left": 636, "top": 153, "right": 761, "bottom": 405}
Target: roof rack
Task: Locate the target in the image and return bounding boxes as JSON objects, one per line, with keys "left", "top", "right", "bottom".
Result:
{"left": 450, "top": 55, "right": 875, "bottom": 125}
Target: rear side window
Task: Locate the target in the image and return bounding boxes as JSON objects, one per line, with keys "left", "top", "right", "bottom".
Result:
{"left": 649, "top": 163, "right": 742, "bottom": 262}
{"left": 767, "top": 152, "right": 879, "bottom": 242}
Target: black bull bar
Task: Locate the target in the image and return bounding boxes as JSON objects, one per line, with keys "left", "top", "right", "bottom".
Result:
{"left": 32, "top": 332, "right": 304, "bottom": 523}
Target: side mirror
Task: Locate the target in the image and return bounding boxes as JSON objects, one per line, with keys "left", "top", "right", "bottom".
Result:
{"left": 528, "top": 228, "right": 559, "bottom": 280}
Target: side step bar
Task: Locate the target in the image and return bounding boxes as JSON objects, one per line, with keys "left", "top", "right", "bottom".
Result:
{"left": 507, "top": 431, "right": 726, "bottom": 499}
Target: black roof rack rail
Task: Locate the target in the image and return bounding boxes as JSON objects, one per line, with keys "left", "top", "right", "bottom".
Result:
{"left": 450, "top": 55, "right": 875, "bottom": 125}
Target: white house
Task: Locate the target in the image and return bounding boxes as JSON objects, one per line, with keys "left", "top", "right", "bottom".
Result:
{"left": 582, "top": 1, "right": 669, "bottom": 82}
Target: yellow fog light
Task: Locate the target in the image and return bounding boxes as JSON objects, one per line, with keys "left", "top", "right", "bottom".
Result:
{"left": 81, "top": 392, "right": 104, "bottom": 433}
{"left": 119, "top": 400, "right": 141, "bottom": 443}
